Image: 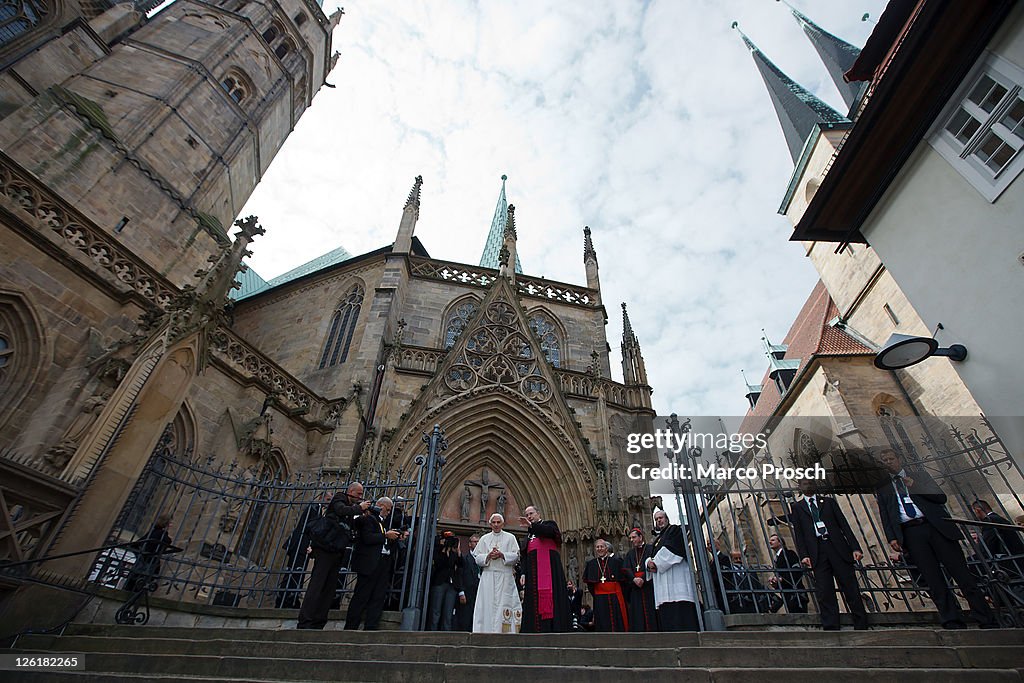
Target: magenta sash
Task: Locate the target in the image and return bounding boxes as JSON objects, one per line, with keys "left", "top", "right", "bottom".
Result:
{"left": 528, "top": 536, "right": 557, "bottom": 620}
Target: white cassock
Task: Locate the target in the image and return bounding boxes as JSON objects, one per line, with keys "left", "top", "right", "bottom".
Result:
{"left": 651, "top": 545, "right": 698, "bottom": 608}
{"left": 471, "top": 530, "right": 522, "bottom": 633}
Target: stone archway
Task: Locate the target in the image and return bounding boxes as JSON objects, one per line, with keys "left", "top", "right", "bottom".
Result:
{"left": 390, "top": 386, "right": 597, "bottom": 535}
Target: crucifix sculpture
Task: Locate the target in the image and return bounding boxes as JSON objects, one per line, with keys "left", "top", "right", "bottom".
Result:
{"left": 465, "top": 467, "right": 505, "bottom": 523}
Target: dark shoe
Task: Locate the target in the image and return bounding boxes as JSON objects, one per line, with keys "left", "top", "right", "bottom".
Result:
{"left": 823, "top": 626, "right": 841, "bottom": 631}
{"left": 942, "top": 621, "right": 967, "bottom": 630}
{"left": 979, "top": 622, "right": 1000, "bottom": 629}
{"left": 854, "top": 625, "right": 870, "bottom": 631}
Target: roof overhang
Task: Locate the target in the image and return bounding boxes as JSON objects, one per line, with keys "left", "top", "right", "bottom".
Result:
{"left": 790, "top": 0, "right": 1017, "bottom": 244}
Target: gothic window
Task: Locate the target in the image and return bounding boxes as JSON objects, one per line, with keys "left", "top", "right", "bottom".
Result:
{"left": 294, "top": 12, "right": 306, "bottom": 26}
{"left": 443, "top": 299, "right": 479, "bottom": 349}
{"left": 0, "top": 334, "right": 10, "bottom": 375}
{"left": 0, "top": 292, "right": 43, "bottom": 429}
{"left": 220, "top": 68, "right": 252, "bottom": 104}
{"left": 275, "top": 39, "right": 292, "bottom": 60}
{"left": 261, "top": 24, "right": 279, "bottom": 44}
{"left": 878, "top": 406, "right": 917, "bottom": 459}
{"left": 0, "top": 0, "right": 48, "bottom": 49}
{"left": 528, "top": 313, "right": 561, "bottom": 368}
{"left": 319, "top": 284, "right": 364, "bottom": 368}
{"left": 237, "top": 450, "right": 288, "bottom": 562}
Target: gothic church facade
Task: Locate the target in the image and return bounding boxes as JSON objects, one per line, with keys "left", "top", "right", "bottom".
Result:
{"left": 0, "top": 0, "right": 658, "bottom": 623}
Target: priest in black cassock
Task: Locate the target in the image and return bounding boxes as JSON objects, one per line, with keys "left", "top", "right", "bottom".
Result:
{"left": 647, "top": 509, "right": 699, "bottom": 631}
{"left": 583, "top": 539, "right": 628, "bottom": 632}
{"left": 620, "top": 527, "right": 658, "bottom": 631}
{"left": 519, "top": 505, "right": 572, "bottom": 632}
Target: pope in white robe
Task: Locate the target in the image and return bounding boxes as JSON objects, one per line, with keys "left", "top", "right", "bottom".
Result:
{"left": 647, "top": 509, "right": 700, "bottom": 631}
{"left": 472, "top": 513, "right": 522, "bottom": 633}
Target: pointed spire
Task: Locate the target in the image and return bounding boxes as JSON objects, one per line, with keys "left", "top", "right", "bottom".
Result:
{"left": 733, "top": 22, "right": 849, "bottom": 163}
{"left": 583, "top": 225, "right": 601, "bottom": 294}
{"left": 405, "top": 175, "right": 423, "bottom": 210}
{"left": 393, "top": 174, "right": 422, "bottom": 254}
{"left": 583, "top": 226, "right": 597, "bottom": 264}
{"left": 781, "top": 1, "right": 864, "bottom": 111}
{"left": 621, "top": 303, "right": 648, "bottom": 386}
{"left": 479, "top": 175, "right": 522, "bottom": 273}
{"left": 499, "top": 204, "right": 518, "bottom": 281}
{"left": 622, "top": 302, "right": 637, "bottom": 348}
{"left": 504, "top": 202, "right": 517, "bottom": 241}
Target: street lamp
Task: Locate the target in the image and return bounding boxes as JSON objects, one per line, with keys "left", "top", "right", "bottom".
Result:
{"left": 874, "top": 333, "right": 967, "bottom": 370}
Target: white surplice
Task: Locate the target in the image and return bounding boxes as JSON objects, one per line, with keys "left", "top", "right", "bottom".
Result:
{"left": 650, "top": 546, "right": 698, "bottom": 608}
{"left": 471, "top": 530, "right": 522, "bottom": 633}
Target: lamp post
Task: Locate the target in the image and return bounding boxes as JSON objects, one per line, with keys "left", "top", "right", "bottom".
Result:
{"left": 666, "top": 414, "right": 725, "bottom": 631}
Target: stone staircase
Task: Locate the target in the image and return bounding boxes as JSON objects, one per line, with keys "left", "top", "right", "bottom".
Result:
{"left": 6, "top": 624, "right": 1024, "bottom": 682}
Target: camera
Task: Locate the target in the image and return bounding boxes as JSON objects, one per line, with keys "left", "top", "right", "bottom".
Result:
{"left": 440, "top": 530, "right": 459, "bottom": 549}
{"left": 367, "top": 504, "right": 382, "bottom": 515}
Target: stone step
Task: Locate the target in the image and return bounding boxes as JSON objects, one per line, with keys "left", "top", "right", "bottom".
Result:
{"left": 56, "top": 622, "right": 1024, "bottom": 648}
{"left": 12, "top": 636, "right": 1018, "bottom": 670}
{"left": 7, "top": 666, "right": 1023, "bottom": 683}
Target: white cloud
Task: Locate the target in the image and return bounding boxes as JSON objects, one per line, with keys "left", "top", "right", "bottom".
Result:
{"left": 241, "top": 0, "right": 888, "bottom": 416}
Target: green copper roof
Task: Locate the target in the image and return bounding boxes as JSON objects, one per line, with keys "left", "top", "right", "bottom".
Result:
{"left": 232, "top": 262, "right": 270, "bottom": 300}
{"left": 233, "top": 245, "right": 354, "bottom": 300}
{"left": 479, "top": 175, "right": 522, "bottom": 273}
{"left": 736, "top": 25, "right": 849, "bottom": 164}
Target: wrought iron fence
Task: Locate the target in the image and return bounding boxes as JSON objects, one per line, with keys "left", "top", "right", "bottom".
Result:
{"left": 89, "top": 428, "right": 421, "bottom": 612}
{"left": 665, "top": 415, "right": 1024, "bottom": 627}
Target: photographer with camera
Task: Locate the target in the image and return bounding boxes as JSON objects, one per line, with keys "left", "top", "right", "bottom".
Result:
{"left": 428, "top": 531, "right": 464, "bottom": 631}
{"left": 345, "top": 496, "right": 401, "bottom": 630}
{"left": 296, "top": 483, "right": 367, "bottom": 629}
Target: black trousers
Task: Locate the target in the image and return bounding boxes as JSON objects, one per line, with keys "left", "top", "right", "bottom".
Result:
{"left": 903, "top": 521, "right": 996, "bottom": 626}
{"left": 812, "top": 538, "right": 866, "bottom": 629}
{"left": 296, "top": 548, "right": 343, "bottom": 629}
{"left": 657, "top": 600, "right": 699, "bottom": 632}
{"left": 345, "top": 565, "right": 392, "bottom": 630}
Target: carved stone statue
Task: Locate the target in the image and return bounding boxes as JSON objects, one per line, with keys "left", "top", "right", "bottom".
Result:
{"left": 495, "top": 490, "right": 507, "bottom": 517}
{"left": 460, "top": 486, "right": 471, "bottom": 522}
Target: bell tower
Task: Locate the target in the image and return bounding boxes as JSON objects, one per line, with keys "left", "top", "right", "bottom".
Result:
{"left": 0, "top": 0, "right": 342, "bottom": 287}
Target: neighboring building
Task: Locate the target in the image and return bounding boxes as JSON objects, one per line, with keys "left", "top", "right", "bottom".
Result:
{"left": 785, "top": 0, "right": 1024, "bottom": 462}
{"left": 0, "top": 0, "right": 658, "bottom": 628}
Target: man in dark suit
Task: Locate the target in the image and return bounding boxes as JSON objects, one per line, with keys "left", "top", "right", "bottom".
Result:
{"left": 296, "top": 484, "right": 366, "bottom": 629}
{"left": 767, "top": 533, "right": 808, "bottom": 613}
{"left": 971, "top": 498, "right": 1024, "bottom": 576}
{"left": 876, "top": 449, "right": 997, "bottom": 629}
{"left": 345, "top": 496, "right": 401, "bottom": 630}
{"left": 789, "top": 479, "right": 868, "bottom": 630}
{"left": 708, "top": 540, "right": 734, "bottom": 612}
{"left": 456, "top": 534, "right": 481, "bottom": 631}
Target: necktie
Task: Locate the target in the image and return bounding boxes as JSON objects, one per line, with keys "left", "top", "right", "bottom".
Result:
{"left": 809, "top": 498, "right": 824, "bottom": 536}
{"left": 895, "top": 476, "right": 918, "bottom": 518}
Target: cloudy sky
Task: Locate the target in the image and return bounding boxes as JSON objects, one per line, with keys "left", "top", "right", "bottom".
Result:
{"left": 240, "top": 0, "right": 888, "bottom": 417}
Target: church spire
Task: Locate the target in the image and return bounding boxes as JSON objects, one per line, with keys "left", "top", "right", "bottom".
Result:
{"left": 621, "top": 303, "right": 648, "bottom": 386}
{"left": 781, "top": 1, "right": 864, "bottom": 112}
{"left": 393, "top": 175, "right": 422, "bottom": 254}
{"left": 479, "top": 175, "right": 522, "bottom": 273}
{"left": 583, "top": 226, "right": 601, "bottom": 294}
{"left": 733, "top": 22, "right": 849, "bottom": 163}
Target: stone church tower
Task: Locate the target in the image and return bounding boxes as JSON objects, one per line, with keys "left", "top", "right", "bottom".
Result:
{"left": 0, "top": 0, "right": 340, "bottom": 623}
{"left": 1, "top": 0, "right": 658, "bottom": 625}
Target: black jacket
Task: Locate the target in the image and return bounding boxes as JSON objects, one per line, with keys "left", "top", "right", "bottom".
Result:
{"left": 789, "top": 496, "right": 861, "bottom": 565}
{"left": 875, "top": 467, "right": 959, "bottom": 546}
{"left": 350, "top": 511, "right": 394, "bottom": 576}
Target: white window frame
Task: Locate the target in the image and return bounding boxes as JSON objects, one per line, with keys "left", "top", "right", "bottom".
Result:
{"left": 928, "top": 52, "right": 1024, "bottom": 202}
